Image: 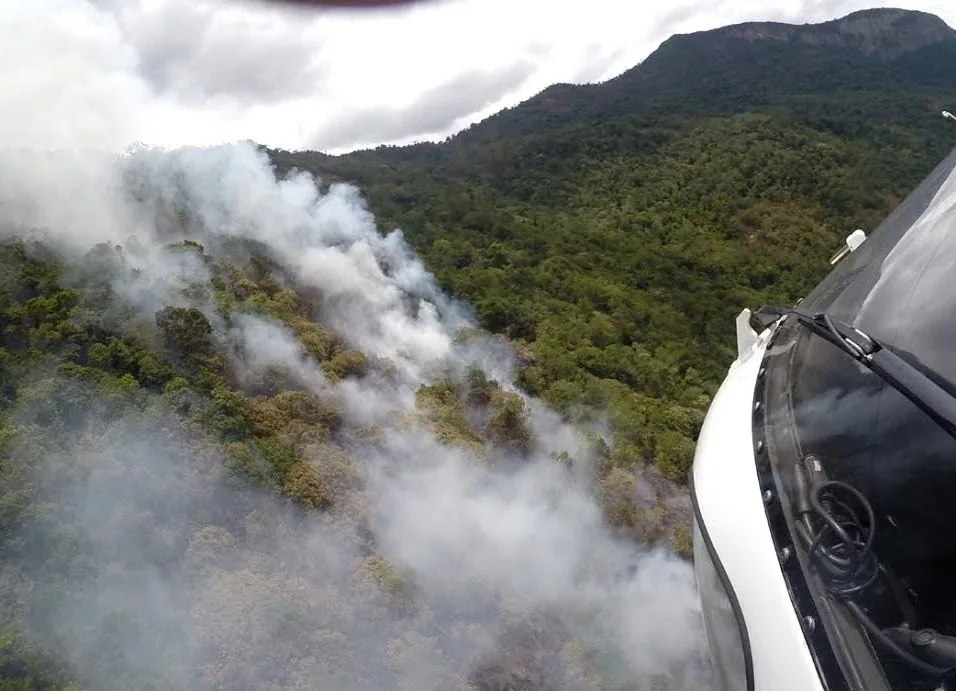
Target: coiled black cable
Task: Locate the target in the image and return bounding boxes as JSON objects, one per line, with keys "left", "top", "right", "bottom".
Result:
{"left": 806, "top": 480, "right": 880, "bottom": 598}
{"left": 795, "top": 462, "right": 954, "bottom": 680}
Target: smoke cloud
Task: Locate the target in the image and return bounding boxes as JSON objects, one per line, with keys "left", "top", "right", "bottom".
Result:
{"left": 0, "top": 139, "right": 711, "bottom": 689}
{"left": 0, "top": 3, "right": 711, "bottom": 689}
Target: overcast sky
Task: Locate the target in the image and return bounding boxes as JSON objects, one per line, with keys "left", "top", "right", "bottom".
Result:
{"left": 4, "top": 0, "right": 956, "bottom": 154}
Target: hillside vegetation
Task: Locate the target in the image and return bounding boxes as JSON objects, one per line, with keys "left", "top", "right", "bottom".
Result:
{"left": 0, "top": 144, "right": 707, "bottom": 691}
{"left": 269, "top": 8, "right": 956, "bottom": 482}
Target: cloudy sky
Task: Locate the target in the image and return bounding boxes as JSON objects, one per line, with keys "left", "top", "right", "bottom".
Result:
{"left": 4, "top": 0, "right": 956, "bottom": 154}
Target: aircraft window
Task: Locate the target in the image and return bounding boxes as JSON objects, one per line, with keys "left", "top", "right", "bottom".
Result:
{"left": 765, "top": 316, "right": 956, "bottom": 688}
{"left": 692, "top": 517, "right": 751, "bottom": 691}
{"left": 799, "top": 144, "right": 956, "bottom": 324}
{"left": 796, "top": 145, "right": 956, "bottom": 398}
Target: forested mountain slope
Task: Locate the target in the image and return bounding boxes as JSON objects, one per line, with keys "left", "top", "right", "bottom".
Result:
{"left": 0, "top": 144, "right": 706, "bottom": 690}
{"left": 267, "top": 7, "right": 956, "bottom": 482}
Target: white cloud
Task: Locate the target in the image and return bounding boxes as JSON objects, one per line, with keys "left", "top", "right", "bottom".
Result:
{"left": 312, "top": 61, "right": 536, "bottom": 149}
{"left": 0, "top": 0, "right": 149, "bottom": 151}
{"left": 2, "top": 0, "right": 955, "bottom": 153}
{"left": 107, "top": 0, "right": 327, "bottom": 104}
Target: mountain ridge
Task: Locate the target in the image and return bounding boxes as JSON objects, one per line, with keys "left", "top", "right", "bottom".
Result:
{"left": 684, "top": 7, "right": 955, "bottom": 61}
{"left": 426, "top": 7, "right": 956, "bottom": 147}
{"left": 265, "top": 9, "right": 956, "bottom": 161}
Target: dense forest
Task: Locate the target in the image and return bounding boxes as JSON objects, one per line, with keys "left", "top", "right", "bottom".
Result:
{"left": 0, "top": 143, "right": 706, "bottom": 691}
{"left": 3, "top": 6, "right": 956, "bottom": 691}
{"left": 269, "top": 9, "right": 956, "bottom": 485}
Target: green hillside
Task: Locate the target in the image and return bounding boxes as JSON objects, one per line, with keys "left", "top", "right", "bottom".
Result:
{"left": 267, "top": 7, "right": 956, "bottom": 481}
{"left": 0, "top": 235, "right": 630, "bottom": 690}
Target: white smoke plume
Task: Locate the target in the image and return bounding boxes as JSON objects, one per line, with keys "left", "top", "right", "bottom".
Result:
{"left": 121, "top": 143, "right": 473, "bottom": 384}
{"left": 227, "top": 312, "right": 331, "bottom": 393}
{"left": 0, "top": 1, "right": 712, "bottom": 689}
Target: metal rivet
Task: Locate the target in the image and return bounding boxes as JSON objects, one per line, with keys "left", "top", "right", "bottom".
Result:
{"left": 754, "top": 401, "right": 763, "bottom": 412}
{"left": 779, "top": 546, "right": 791, "bottom": 563}
{"left": 756, "top": 440, "right": 765, "bottom": 454}
{"left": 763, "top": 489, "right": 773, "bottom": 504}
{"left": 803, "top": 616, "right": 816, "bottom": 634}
{"left": 758, "top": 367, "right": 767, "bottom": 378}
